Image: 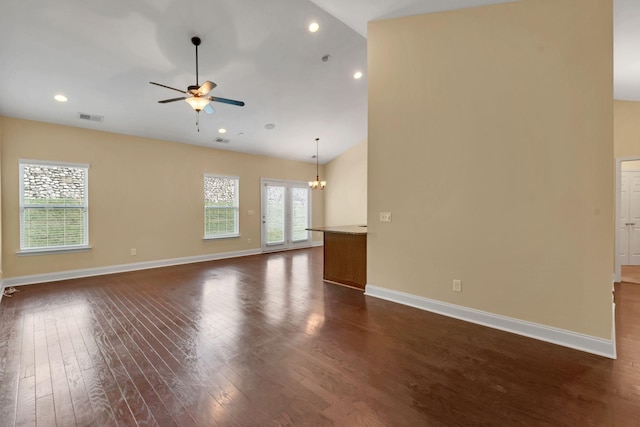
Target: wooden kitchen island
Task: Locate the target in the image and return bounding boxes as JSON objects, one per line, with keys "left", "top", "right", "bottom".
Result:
{"left": 306, "top": 225, "right": 367, "bottom": 290}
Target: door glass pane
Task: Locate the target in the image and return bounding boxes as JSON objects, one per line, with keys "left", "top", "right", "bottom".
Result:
{"left": 266, "top": 186, "right": 285, "bottom": 245}
{"left": 291, "top": 187, "right": 309, "bottom": 242}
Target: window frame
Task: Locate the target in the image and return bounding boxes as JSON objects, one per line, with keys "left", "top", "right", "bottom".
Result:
{"left": 18, "top": 159, "right": 90, "bottom": 255}
{"left": 203, "top": 174, "right": 240, "bottom": 240}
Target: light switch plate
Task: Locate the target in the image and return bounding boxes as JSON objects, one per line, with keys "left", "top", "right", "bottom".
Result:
{"left": 380, "top": 212, "right": 392, "bottom": 222}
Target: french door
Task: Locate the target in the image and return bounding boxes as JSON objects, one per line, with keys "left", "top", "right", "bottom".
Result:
{"left": 261, "top": 179, "right": 312, "bottom": 252}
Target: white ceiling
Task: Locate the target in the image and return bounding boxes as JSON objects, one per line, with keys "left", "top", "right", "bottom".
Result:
{"left": 0, "top": 0, "right": 638, "bottom": 164}
{"left": 615, "top": 0, "right": 640, "bottom": 100}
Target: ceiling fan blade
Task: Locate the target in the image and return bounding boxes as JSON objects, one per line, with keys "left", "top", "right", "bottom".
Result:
{"left": 210, "top": 96, "right": 245, "bottom": 107}
{"left": 149, "top": 82, "right": 187, "bottom": 94}
{"left": 197, "top": 81, "right": 217, "bottom": 96}
{"left": 204, "top": 104, "right": 215, "bottom": 114}
{"left": 158, "top": 97, "right": 187, "bottom": 103}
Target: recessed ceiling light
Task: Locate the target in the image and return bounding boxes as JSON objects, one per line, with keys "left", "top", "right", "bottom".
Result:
{"left": 218, "top": 128, "right": 227, "bottom": 134}
{"left": 54, "top": 94, "right": 68, "bottom": 102}
{"left": 265, "top": 123, "right": 276, "bottom": 130}
{"left": 309, "top": 22, "right": 320, "bottom": 33}
{"left": 354, "top": 71, "right": 363, "bottom": 79}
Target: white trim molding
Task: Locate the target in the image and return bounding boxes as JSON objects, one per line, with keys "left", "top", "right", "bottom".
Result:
{"left": 365, "top": 285, "right": 616, "bottom": 359}
{"left": 614, "top": 156, "right": 640, "bottom": 283}
{"left": 1, "top": 249, "right": 262, "bottom": 288}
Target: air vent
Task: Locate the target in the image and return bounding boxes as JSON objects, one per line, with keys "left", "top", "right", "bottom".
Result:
{"left": 78, "top": 113, "right": 104, "bottom": 122}
{"left": 214, "top": 137, "right": 230, "bottom": 144}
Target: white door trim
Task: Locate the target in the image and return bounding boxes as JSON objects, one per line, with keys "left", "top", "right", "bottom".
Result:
{"left": 615, "top": 157, "right": 640, "bottom": 282}
{"left": 260, "top": 178, "right": 312, "bottom": 253}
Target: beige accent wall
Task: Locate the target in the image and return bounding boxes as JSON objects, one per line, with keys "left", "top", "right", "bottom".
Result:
{"left": 368, "top": 0, "right": 613, "bottom": 338}
{"left": 324, "top": 139, "right": 367, "bottom": 226}
{"left": 614, "top": 101, "right": 640, "bottom": 159}
{"left": 0, "top": 117, "right": 324, "bottom": 278}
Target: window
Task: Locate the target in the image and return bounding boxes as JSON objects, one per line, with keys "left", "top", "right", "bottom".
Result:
{"left": 19, "top": 160, "right": 89, "bottom": 252}
{"left": 204, "top": 175, "right": 239, "bottom": 239}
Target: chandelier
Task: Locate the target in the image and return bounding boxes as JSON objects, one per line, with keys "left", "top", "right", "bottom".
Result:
{"left": 309, "top": 138, "right": 326, "bottom": 190}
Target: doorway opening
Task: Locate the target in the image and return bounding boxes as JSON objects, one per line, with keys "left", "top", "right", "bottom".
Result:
{"left": 615, "top": 157, "right": 640, "bottom": 283}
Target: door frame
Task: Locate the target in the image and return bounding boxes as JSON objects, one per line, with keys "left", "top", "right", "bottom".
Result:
{"left": 260, "top": 178, "right": 312, "bottom": 253}
{"left": 615, "top": 157, "right": 640, "bottom": 282}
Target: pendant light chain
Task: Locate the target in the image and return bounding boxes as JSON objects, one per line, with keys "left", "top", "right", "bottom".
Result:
{"left": 316, "top": 138, "right": 319, "bottom": 179}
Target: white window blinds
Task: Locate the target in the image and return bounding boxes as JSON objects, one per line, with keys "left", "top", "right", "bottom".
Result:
{"left": 20, "top": 161, "right": 89, "bottom": 251}
{"left": 204, "top": 175, "right": 239, "bottom": 238}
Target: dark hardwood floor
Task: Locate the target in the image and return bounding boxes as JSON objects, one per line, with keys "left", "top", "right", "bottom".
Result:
{"left": 0, "top": 247, "right": 639, "bottom": 426}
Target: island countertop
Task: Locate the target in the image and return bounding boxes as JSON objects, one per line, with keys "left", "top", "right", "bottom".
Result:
{"left": 306, "top": 225, "right": 367, "bottom": 235}
{"left": 307, "top": 225, "right": 367, "bottom": 289}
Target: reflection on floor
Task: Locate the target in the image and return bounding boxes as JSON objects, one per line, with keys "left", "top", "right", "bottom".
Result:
{"left": 0, "top": 247, "right": 638, "bottom": 425}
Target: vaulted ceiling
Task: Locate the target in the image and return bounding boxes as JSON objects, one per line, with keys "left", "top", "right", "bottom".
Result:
{"left": 0, "top": 0, "right": 637, "bottom": 163}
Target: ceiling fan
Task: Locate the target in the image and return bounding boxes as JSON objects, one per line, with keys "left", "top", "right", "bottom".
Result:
{"left": 150, "top": 36, "right": 245, "bottom": 131}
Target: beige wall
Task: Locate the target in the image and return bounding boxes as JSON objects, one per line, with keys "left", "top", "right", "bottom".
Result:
{"left": 614, "top": 100, "right": 640, "bottom": 159}
{"left": 324, "top": 139, "right": 367, "bottom": 226}
{"left": 0, "top": 117, "right": 324, "bottom": 278}
{"left": 368, "top": 0, "right": 613, "bottom": 338}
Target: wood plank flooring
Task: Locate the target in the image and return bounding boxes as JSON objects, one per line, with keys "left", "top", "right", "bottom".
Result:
{"left": 621, "top": 265, "right": 640, "bottom": 285}
{"left": 0, "top": 247, "right": 639, "bottom": 426}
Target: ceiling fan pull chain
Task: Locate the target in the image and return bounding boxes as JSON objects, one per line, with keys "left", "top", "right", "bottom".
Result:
{"left": 196, "top": 111, "right": 200, "bottom": 132}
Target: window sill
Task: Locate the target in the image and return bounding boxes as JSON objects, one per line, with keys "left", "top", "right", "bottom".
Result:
{"left": 203, "top": 234, "right": 240, "bottom": 241}
{"left": 17, "top": 245, "right": 92, "bottom": 256}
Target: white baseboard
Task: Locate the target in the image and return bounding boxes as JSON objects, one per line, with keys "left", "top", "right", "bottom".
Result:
{"left": 1, "top": 248, "right": 262, "bottom": 288}
{"left": 611, "top": 300, "right": 617, "bottom": 359}
{"left": 365, "top": 284, "right": 616, "bottom": 359}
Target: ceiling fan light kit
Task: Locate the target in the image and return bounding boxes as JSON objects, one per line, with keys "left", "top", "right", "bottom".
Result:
{"left": 149, "top": 36, "right": 245, "bottom": 131}
{"left": 184, "top": 96, "right": 210, "bottom": 111}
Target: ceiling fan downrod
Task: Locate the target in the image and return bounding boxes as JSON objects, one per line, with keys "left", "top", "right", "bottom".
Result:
{"left": 192, "top": 36, "right": 201, "bottom": 86}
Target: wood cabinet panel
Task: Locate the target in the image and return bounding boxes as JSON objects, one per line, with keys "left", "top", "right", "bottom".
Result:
{"left": 323, "top": 232, "right": 366, "bottom": 289}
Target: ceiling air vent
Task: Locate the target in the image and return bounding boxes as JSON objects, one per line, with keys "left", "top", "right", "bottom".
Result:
{"left": 214, "top": 137, "right": 230, "bottom": 144}
{"left": 78, "top": 113, "right": 104, "bottom": 122}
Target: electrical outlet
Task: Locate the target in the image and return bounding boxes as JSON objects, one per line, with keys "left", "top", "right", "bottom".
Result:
{"left": 453, "top": 279, "right": 462, "bottom": 292}
{"left": 247, "top": 238, "right": 252, "bottom": 244}
{"left": 248, "top": 210, "right": 254, "bottom": 216}
{"left": 130, "top": 248, "right": 137, "bottom": 256}
{"left": 380, "top": 212, "right": 392, "bottom": 222}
